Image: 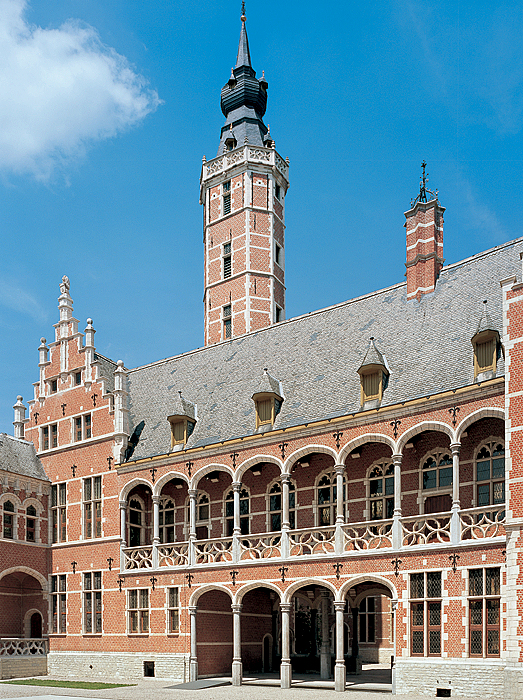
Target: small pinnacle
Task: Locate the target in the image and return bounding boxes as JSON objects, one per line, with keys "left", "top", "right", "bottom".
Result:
{"left": 370, "top": 337, "right": 375, "bottom": 341}
{"left": 483, "top": 300, "right": 488, "bottom": 305}
{"left": 40, "top": 337, "right": 46, "bottom": 344}
{"left": 179, "top": 390, "right": 183, "bottom": 397}
{"left": 264, "top": 368, "right": 268, "bottom": 373}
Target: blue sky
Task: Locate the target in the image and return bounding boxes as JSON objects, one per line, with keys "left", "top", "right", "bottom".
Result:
{"left": 1, "top": 0, "right": 522, "bottom": 434}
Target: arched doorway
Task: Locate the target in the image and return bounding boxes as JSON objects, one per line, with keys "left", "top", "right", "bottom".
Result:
{"left": 0, "top": 571, "right": 46, "bottom": 639}
{"left": 30, "top": 612, "right": 42, "bottom": 638}
{"left": 194, "top": 588, "right": 233, "bottom": 678}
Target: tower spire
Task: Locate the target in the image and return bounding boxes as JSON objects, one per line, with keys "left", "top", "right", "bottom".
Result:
{"left": 236, "top": 2, "right": 251, "bottom": 68}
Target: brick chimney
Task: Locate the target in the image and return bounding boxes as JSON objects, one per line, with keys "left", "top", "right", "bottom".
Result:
{"left": 404, "top": 162, "right": 445, "bottom": 301}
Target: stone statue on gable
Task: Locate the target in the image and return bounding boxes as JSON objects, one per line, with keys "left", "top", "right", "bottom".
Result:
{"left": 59, "top": 275, "right": 70, "bottom": 294}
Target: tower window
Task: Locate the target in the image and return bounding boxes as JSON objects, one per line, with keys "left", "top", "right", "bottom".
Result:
{"left": 223, "top": 242, "right": 232, "bottom": 278}
{"left": 275, "top": 243, "right": 282, "bottom": 267}
{"left": 75, "top": 372, "right": 82, "bottom": 386}
{"left": 275, "top": 183, "right": 281, "bottom": 200}
{"left": 223, "top": 304, "right": 232, "bottom": 339}
{"left": 223, "top": 180, "right": 231, "bottom": 192}
{"left": 50, "top": 379, "right": 57, "bottom": 394}
{"left": 222, "top": 182, "right": 231, "bottom": 216}
{"left": 275, "top": 306, "right": 282, "bottom": 323}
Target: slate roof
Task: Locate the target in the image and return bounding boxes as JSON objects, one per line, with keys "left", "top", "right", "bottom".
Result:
{"left": 0, "top": 434, "right": 48, "bottom": 480}
{"left": 358, "top": 338, "right": 387, "bottom": 372}
{"left": 125, "top": 237, "right": 523, "bottom": 462}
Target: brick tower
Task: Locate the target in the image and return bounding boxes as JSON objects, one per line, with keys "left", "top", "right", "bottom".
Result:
{"left": 200, "top": 4, "right": 289, "bottom": 345}
{"left": 404, "top": 161, "right": 445, "bottom": 301}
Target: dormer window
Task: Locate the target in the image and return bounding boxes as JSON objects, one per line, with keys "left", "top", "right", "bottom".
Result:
{"left": 168, "top": 416, "right": 195, "bottom": 447}
{"left": 472, "top": 331, "right": 499, "bottom": 379}
{"left": 253, "top": 393, "right": 283, "bottom": 429}
{"left": 472, "top": 302, "right": 501, "bottom": 381}
{"left": 357, "top": 338, "right": 389, "bottom": 408}
{"left": 252, "top": 369, "right": 283, "bottom": 430}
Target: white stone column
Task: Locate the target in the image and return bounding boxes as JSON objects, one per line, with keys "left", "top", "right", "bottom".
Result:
{"left": 281, "top": 475, "right": 291, "bottom": 558}
{"left": 450, "top": 443, "right": 461, "bottom": 544}
{"left": 232, "top": 603, "right": 243, "bottom": 686}
{"left": 189, "top": 489, "right": 197, "bottom": 566}
{"left": 189, "top": 606, "right": 198, "bottom": 681}
{"left": 280, "top": 602, "right": 292, "bottom": 689}
{"left": 152, "top": 495, "right": 160, "bottom": 568}
{"left": 392, "top": 453, "right": 403, "bottom": 550}
{"left": 232, "top": 482, "right": 242, "bottom": 563}
{"left": 320, "top": 591, "right": 331, "bottom": 679}
{"left": 119, "top": 500, "right": 127, "bottom": 570}
{"left": 335, "top": 465, "right": 346, "bottom": 554}
{"left": 334, "top": 601, "right": 346, "bottom": 692}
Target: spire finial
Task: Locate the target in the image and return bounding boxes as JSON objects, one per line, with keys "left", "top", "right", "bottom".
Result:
{"left": 411, "top": 160, "right": 438, "bottom": 206}
{"left": 241, "top": 1, "right": 246, "bottom": 21}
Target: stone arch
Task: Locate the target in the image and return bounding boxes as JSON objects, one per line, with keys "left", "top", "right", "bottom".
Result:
{"left": 455, "top": 407, "right": 505, "bottom": 443}
{"left": 284, "top": 444, "right": 338, "bottom": 473}
{"left": 234, "top": 581, "right": 282, "bottom": 605}
{"left": 282, "top": 577, "right": 338, "bottom": 604}
{"left": 235, "top": 454, "right": 283, "bottom": 482}
{"left": 397, "top": 421, "right": 455, "bottom": 454}
{"left": 153, "top": 470, "right": 189, "bottom": 497}
{"left": 21, "top": 497, "right": 44, "bottom": 514}
{"left": 0, "top": 567, "right": 48, "bottom": 593}
{"left": 353, "top": 587, "right": 394, "bottom": 609}
{"left": 338, "top": 575, "right": 397, "bottom": 603}
{"left": 0, "top": 492, "right": 21, "bottom": 508}
{"left": 24, "top": 608, "right": 43, "bottom": 638}
{"left": 119, "top": 478, "right": 153, "bottom": 502}
{"left": 189, "top": 583, "right": 233, "bottom": 607}
{"left": 190, "top": 463, "right": 234, "bottom": 489}
{"left": 339, "top": 433, "right": 396, "bottom": 463}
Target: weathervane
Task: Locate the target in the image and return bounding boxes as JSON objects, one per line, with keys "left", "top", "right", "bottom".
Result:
{"left": 411, "top": 160, "right": 438, "bottom": 206}
{"left": 241, "top": 1, "right": 246, "bottom": 20}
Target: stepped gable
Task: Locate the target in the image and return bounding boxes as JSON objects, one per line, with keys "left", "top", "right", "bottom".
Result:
{"left": 125, "top": 237, "right": 522, "bottom": 461}
{"left": 0, "top": 433, "right": 48, "bottom": 480}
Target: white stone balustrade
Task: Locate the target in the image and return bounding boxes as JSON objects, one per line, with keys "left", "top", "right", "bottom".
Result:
{"left": 0, "top": 638, "right": 47, "bottom": 656}
{"left": 121, "top": 505, "right": 506, "bottom": 573}
{"left": 202, "top": 145, "right": 289, "bottom": 181}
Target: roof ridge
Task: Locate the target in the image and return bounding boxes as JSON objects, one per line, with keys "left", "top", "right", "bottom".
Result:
{"left": 127, "top": 236, "right": 523, "bottom": 375}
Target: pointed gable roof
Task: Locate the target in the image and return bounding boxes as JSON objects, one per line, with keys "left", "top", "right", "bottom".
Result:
{"left": 358, "top": 338, "right": 388, "bottom": 374}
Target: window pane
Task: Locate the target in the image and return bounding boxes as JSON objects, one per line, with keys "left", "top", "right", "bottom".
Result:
{"left": 487, "top": 599, "right": 499, "bottom": 625}
{"left": 470, "top": 600, "right": 483, "bottom": 626}
{"left": 493, "top": 482, "right": 504, "bottom": 505}
{"left": 94, "top": 476, "right": 102, "bottom": 500}
{"left": 84, "top": 479, "right": 92, "bottom": 501}
{"left": 370, "top": 500, "right": 383, "bottom": 520}
{"left": 140, "top": 589, "right": 149, "bottom": 608}
{"left": 492, "top": 457, "right": 504, "bottom": 479}
{"left": 470, "top": 629, "right": 482, "bottom": 655}
{"left": 477, "top": 484, "right": 490, "bottom": 506}
{"left": 477, "top": 460, "right": 491, "bottom": 482}
{"left": 487, "top": 629, "right": 499, "bottom": 656}
{"left": 318, "top": 487, "right": 331, "bottom": 505}
{"left": 385, "top": 477, "right": 394, "bottom": 496}
{"left": 429, "top": 630, "right": 441, "bottom": 655}
{"left": 129, "top": 590, "right": 138, "bottom": 609}
{"left": 469, "top": 569, "right": 483, "bottom": 596}
{"left": 427, "top": 572, "right": 441, "bottom": 598}
{"left": 270, "top": 494, "right": 281, "bottom": 511}
{"left": 169, "top": 588, "right": 178, "bottom": 608}
{"left": 386, "top": 498, "right": 394, "bottom": 519}
{"left": 412, "top": 630, "right": 424, "bottom": 655}
{"left": 370, "top": 479, "right": 382, "bottom": 497}
{"left": 289, "top": 491, "right": 295, "bottom": 509}
{"left": 439, "top": 467, "right": 453, "bottom": 487}
{"left": 486, "top": 568, "right": 500, "bottom": 596}
{"left": 423, "top": 470, "right": 437, "bottom": 490}
{"left": 428, "top": 601, "right": 441, "bottom": 626}
{"left": 240, "top": 498, "right": 249, "bottom": 515}
{"left": 411, "top": 573, "right": 424, "bottom": 599}
{"left": 271, "top": 512, "right": 281, "bottom": 531}
{"left": 94, "top": 572, "right": 101, "bottom": 590}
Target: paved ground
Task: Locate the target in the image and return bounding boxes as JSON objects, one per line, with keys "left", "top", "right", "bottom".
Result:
{"left": 0, "top": 666, "right": 479, "bottom": 700}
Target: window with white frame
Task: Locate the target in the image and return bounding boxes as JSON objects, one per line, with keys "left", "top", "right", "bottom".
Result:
{"left": 83, "top": 476, "right": 102, "bottom": 539}
{"left": 51, "top": 483, "right": 66, "bottom": 543}
{"left": 159, "top": 498, "right": 176, "bottom": 543}
{"left": 2, "top": 500, "right": 15, "bottom": 539}
{"left": 51, "top": 574, "right": 66, "bottom": 633}
{"left": 83, "top": 571, "right": 102, "bottom": 634}
{"left": 222, "top": 181, "right": 231, "bottom": 215}
{"left": 168, "top": 587, "right": 180, "bottom": 633}
{"left": 223, "top": 304, "right": 232, "bottom": 339}
{"left": 224, "top": 488, "right": 249, "bottom": 536}
{"left": 368, "top": 461, "right": 394, "bottom": 520}
{"left": 317, "top": 471, "right": 344, "bottom": 526}
{"left": 422, "top": 450, "right": 452, "bottom": 491}
{"left": 128, "top": 497, "right": 146, "bottom": 547}
{"left": 74, "top": 414, "right": 91, "bottom": 442}
{"left": 359, "top": 597, "right": 376, "bottom": 643}
{"left": 41, "top": 423, "right": 58, "bottom": 450}
{"left": 410, "top": 571, "right": 442, "bottom": 657}
{"left": 26, "top": 504, "right": 37, "bottom": 542}
{"left": 128, "top": 589, "right": 149, "bottom": 634}
{"left": 469, "top": 567, "right": 500, "bottom": 657}
{"left": 223, "top": 241, "right": 232, "bottom": 278}
{"left": 475, "top": 441, "right": 505, "bottom": 508}
{"left": 269, "top": 481, "right": 296, "bottom": 530}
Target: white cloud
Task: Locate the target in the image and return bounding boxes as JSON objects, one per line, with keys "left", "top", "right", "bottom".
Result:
{"left": 0, "top": 0, "right": 161, "bottom": 180}
{"left": 0, "top": 278, "right": 47, "bottom": 322}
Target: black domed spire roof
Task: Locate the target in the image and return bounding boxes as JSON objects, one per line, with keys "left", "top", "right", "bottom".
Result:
{"left": 218, "top": 5, "right": 269, "bottom": 154}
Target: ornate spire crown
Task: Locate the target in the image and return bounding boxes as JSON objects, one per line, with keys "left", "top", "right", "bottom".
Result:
{"left": 411, "top": 160, "right": 438, "bottom": 207}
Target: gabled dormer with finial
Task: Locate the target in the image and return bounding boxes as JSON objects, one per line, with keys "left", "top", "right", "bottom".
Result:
{"left": 357, "top": 338, "right": 389, "bottom": 409}
{"left": 471, "top": 301, "right": 502, "bottom": 382}
{"left": 252, "top": 368, "right": 283, "bottom": 431}
{"left": 168, "top": 391, "right": 197, "bottom": 451}
{"left": 201, "top": 4, "right": 289, "bottom": 346}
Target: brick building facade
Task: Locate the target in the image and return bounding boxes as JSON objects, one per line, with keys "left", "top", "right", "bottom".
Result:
{"left": 1, "top": 8, "right": 522, "bottom": 699}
